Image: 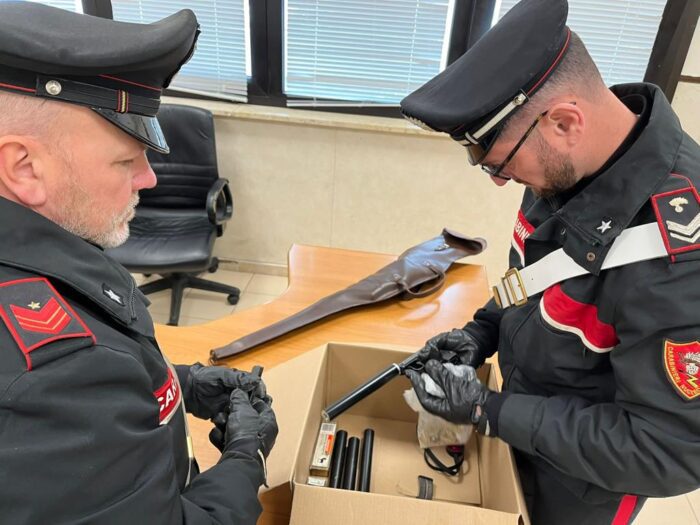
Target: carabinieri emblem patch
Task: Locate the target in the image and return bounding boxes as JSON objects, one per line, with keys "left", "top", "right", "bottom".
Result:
{"left": 663, "top": 339, "right": 700, "bottom": 401}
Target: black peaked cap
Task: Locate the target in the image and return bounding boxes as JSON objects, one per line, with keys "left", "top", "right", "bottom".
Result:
{"left": 0, "top": 2, "right": 200, "bottom": 153}
{"left": 400, "top": 0, "right": 570, "bottom": 164}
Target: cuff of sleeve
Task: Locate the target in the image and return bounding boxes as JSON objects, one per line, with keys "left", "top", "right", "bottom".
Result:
{"left": 175, "top": 364, "right": 192, "bottom": 389}
{"left": 496, "top": 393, "right": 544, "bottom": 455}
{"left": 484, "top": 391, "right": 511, "bottom": 437}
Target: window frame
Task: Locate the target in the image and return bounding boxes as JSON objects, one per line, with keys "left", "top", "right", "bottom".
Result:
{"left": 89, "top": 0, "right": 696, "bottom": 114}
{"left": 643, "top": 0, "right": 700, "bottom": 102}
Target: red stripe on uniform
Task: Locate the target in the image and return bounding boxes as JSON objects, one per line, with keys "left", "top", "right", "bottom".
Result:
{"left": 611, "top": 495, "right": 638, "bottom": 525}
{"left": 541, "top": 284, "right": 619, "bottom": 352}
{"left": 512, "top": 209, "right": 535, "bottom": 264}
{"left": 154, "top": 367, "right": 181, "bottom": 424}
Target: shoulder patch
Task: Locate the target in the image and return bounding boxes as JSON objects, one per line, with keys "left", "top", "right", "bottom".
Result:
{"left": 0, "top": 277, "right": 95, "bottom": 370}
{"left": 663, "top": 339, "right": 700, "bottom": 401}
{"left": 651, "top": 176, "right": 700, "bottom": 260}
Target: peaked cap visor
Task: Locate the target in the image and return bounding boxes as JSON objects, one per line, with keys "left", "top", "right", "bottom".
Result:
{"left": 92, "top": 109, "right": 169, "bottom": 154}
{"left": 400, "top": 0, "right": 569, "bottom": 160}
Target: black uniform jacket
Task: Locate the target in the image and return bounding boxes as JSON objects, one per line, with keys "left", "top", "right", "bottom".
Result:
{"left": 0, "top": 200, "right": 263, "bottom": 524}
{"left": 468, "top": 83, "right": 700, "bottom": 503}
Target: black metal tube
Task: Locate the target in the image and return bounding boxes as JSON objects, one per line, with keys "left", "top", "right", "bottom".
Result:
{"left": 322, "top": 365, "right": 401, "bottom": 421}
{"left": 358, "top": 428, "right": 374, "bottom": 492}
{"left": 341, "top": 437, "right": 360, "bottom": 490}
{"left": 328, "top": 430, "right": 347, "bottom": 489}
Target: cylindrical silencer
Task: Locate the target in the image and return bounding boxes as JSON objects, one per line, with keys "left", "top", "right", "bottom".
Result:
{"left": 341, "top": 437, "right": 361, "bottom": 490}
{"left": 328, "top": 430, "right": 348, "bottom": 489}
{"left": 358, "top": 428, "right": 374, "bottom": 492}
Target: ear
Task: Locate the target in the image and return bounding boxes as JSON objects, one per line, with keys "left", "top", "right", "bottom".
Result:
{"left": 541, "top": 102, "right": 584, "bottom": 147}
{"left": 0, "top": 137, "right": 48, "bottom": 206}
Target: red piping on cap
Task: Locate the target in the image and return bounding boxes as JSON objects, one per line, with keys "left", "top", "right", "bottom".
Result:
{"left": 0, "top": 82, "right": 36, "bottom": 94}
{"left": 99, "top": 74, "right": 161, "bottom": 92}
{"left": 526, "top": 27, "right": 571, "bottom": 96}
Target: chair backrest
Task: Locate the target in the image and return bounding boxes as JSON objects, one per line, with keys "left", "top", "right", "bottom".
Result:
{"left": 141, "top": 104, "right": 219, "bottom": 209}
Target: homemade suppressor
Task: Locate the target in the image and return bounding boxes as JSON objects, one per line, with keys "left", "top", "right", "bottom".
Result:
{"left": 322, "top": 352, "right": 423, "bottom": 421}
{"left": 328, "top": 430, "right": 348, "bottom": 489}
{"left": 358, "top": 428, "right": 374, "bottom": 492}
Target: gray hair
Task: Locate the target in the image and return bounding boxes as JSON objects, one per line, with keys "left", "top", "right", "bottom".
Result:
{"left": 0, "top": 90, "right": 66, "bottom": 139}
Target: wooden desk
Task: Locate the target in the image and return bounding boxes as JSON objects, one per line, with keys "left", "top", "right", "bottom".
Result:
{"left": 155, "top": 244, "right": 489, "bottom": 521}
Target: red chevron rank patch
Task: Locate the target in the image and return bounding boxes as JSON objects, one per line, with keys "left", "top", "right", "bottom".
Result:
{"left": 10, "top": 297, "right": 71, "bottom": 334}
{"left": 663, "top": 340, "right": 700, "bottom": 401}
{"left": 0, "top": 277, "right": 94, "bottom": 369}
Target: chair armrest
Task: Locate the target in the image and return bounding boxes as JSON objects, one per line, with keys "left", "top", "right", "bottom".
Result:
{"left": 206, "top": 178, "right": 233, "bottom": 228}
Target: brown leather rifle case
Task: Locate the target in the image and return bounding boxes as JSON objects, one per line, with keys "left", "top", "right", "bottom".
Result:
{"left": 209, "top": 229, "right": 486, "bottom": 363}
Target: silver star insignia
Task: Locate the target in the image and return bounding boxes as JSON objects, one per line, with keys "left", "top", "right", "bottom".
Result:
{"left": 596, "top": 220, "right": 612, "bottom": 234}
{"left": 105, "top": 289, "right": 123, "bottom": 304}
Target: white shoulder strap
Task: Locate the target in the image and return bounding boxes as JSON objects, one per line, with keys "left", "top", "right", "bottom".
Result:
{"left": 493, "top": 222, "right": 667, "bottom": 308}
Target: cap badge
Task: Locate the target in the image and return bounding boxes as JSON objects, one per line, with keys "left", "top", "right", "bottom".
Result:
{"left": 45, "top": 80, "right": 62, "bottom": 96}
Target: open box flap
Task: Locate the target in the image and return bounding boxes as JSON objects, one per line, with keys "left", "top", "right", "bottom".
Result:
{"left": 261, "top": 345, "right": 328, "bottom": 491}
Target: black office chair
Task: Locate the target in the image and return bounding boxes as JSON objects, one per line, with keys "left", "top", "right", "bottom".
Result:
{"left": 107, "top": 104, "right": 240, "bottom": 326}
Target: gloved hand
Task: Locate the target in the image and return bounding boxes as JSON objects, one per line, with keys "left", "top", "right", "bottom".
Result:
{"left": 221, "top": 390, "right": 278, "bottom": 466}
{"left": 405, "top": 360, "right": 492, "bottom": 434}
{"left": 418, "top": 329, "right": 488, "bottom": 368}
{"left": 179, "top": 363, "right": 265, "bottom": 420}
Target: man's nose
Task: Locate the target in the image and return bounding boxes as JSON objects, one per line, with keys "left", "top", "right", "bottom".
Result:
{"left": 133, "top": 156, "right": 157, "bottom": 191}
{"left": 490, "top": 175, "right": 509, "bottom": 187}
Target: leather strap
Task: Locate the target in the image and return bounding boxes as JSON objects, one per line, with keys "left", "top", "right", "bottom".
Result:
{"left": 493, "top": 222, "right": 666, "bottom": 308}
{"left": 210, "top": 229, "right": 486, "bottom": 362}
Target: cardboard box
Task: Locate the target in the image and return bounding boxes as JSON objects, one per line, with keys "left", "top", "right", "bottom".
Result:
{"left": 262, "top": 342, "right": 529, "bottom": 525}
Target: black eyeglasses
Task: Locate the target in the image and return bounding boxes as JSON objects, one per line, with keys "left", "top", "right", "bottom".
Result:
{"left": 481, "top": 110, "right": 548, "bottom": 180}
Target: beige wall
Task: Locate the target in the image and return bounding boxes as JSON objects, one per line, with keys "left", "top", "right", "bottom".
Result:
{"left": 180, "top": 23, "right": 700, "bottom": 288}
{"left": 211, "top": 116, "right": 524, "bottom": 286}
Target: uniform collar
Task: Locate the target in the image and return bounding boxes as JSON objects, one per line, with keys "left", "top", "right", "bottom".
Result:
{"left": 548, "top": 83, "right": 683, "bottom": 274}
{"left": 0, "top": 198, "right": 154, "bottom": 335}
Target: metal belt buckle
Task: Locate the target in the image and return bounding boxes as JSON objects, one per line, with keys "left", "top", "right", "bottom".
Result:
{"left": 492, "top": 285, "right": 503, "bottom": 308}
{"left": 502, "top": 267, "right": 528, "bottom": 306}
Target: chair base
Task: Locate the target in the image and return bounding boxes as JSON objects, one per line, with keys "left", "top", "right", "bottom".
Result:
{"left": 139, "top": 271, "right": 240, "bottom": 326}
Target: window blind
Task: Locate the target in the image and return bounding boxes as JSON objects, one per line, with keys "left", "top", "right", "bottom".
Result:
{"left": 495, "top": 0, "right": 667, "bottom": 86}
{"left": 112, "top": 0, "right": 248, "bottom": 101}
{"left": 284, "top": 0, "right": 454, "bottom": 106}
{"left": 29, "top": 0, "right": 82, "bottom": 12}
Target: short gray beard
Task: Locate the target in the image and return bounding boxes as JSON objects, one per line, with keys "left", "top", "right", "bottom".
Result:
{"left": 533, "top": 132, "right": 578, "bottom": 199}
{"left": 55, "top": 171, "right": 139, "bottom": 249}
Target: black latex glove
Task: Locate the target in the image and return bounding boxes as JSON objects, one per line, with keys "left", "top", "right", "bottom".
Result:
{"left": 181, "top": 363, "right": 266, "bottom": 419}
{"left": 405, "top": 360, "right": 492, "bottom": 431}
{"left": 418, "top": 329, "right": 487, "bottom": 368}
{"left": 222, "top": 390, "right": 278, "bottom": 464}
